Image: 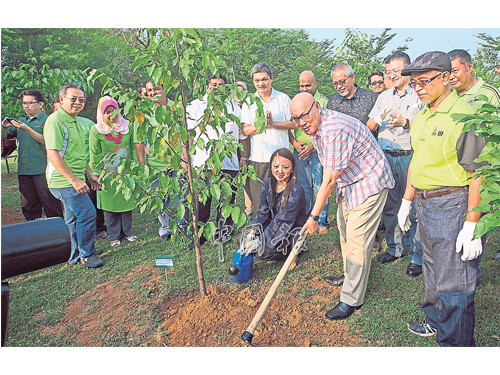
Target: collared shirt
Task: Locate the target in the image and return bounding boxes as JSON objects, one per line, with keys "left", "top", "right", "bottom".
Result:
{"left": 310, "top": 109, "right": 394, "bottom": 211}
{"left": 327, "top": 85, "right": 378, "bottom": 126}
{"left": 293, "top": 90, "right": 329, "bottom": 146}
{"left": 6, "top": 112, "right": 48, "bottom": 175}
{"left": 410, "top": 90, "right": 485, "bottom": 190}
{"left": 44, "top": 107, "right": 87, "bottom": 188}
{"left": 458, "top": 77, "right": 500, "bottom": 109}
{"left": 187, "top": 94, "right": 245, "bottom": 171}
{"left": 369, "top": 86, "right": 423, "bottom": 151}
{"left": 241, "top": 87, "right": 291, "bottom": 163}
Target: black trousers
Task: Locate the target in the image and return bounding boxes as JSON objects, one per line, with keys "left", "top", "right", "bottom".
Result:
{"left": 198, "top": 169, "right": 239, "bottom": 243}
{"left": 86, "top": 177, "right": 107, "bottom": 233}
{"left": 18, "top": 174, "right": 63, "bottom": 221}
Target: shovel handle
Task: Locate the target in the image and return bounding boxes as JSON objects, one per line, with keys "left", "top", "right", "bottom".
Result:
{"left": 243, "top": 231, "right": 308, "bottom": 336}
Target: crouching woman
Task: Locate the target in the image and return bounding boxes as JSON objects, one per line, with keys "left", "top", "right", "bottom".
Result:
{"left": 249, "top": 148, "right": 308, "bottom": 262}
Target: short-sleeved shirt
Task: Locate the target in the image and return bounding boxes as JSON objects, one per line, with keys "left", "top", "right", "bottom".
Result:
{"left": 44, "top": 108, "right": 87, "bottom": 188}
{"left": 6, "top": 112, "right": 48, "bottom": 175}
{"left": 327, "top": 85, "right": 378, "bottom": 126}
{"left": 187, "top": 94, "right": 245, "bottom": 171}
{"left": 241, "top": 87, "right": 291, "bottom": 163}
{"left": 409, "top": 90, "right": 486, "bottom": 190}
{"left": 369, "top": 86, "right": 423, "bottom": 151}
{"left": 78, "top": 116, "right": 95, "bottom": 162}
{"left": 310, "top": 109, "right": 395, "bottom": 211}
{"left": 458, "top": 77, "right": 500, "bottom": 109}
{"left": 293, "top": 90, "right": 329, "bottom": 146}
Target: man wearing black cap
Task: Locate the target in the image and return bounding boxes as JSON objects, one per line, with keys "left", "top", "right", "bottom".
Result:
{"left": 398, "top": 51, "right": 486, "bottom": 346}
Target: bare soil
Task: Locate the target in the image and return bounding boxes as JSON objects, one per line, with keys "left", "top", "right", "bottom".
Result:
{"left": 41, "top": 263, "right": 366, "bottom": 347}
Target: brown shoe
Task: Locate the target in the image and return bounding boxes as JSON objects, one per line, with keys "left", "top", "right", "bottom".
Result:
{"left": 318, "top": 227, "right": 328, "bottom": 234}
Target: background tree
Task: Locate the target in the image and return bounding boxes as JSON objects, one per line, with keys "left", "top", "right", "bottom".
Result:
{"left": 473, "top": 33, "right": 500, "bottom": 88}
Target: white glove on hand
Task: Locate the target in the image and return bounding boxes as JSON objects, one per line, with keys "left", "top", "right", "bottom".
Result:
{"left": 242, "top": 233, "right": 261, "bottom": 254}
{"left": 455, "top": 221, "right": 483, "bottom": 261}
{"left": 397, "top": 198, "right": 412, "bottom": 232}
{"left": 374, "top": 109, "right": 390, "bottom": 126}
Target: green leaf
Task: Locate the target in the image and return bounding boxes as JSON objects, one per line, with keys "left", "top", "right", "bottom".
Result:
{"left": 210, "top": 184, "right": 221, "bottom": 201}
{"left": 231, "top": 206, "right": 241, "bottom": 224}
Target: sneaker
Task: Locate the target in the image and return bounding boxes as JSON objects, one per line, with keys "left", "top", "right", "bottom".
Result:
{"left": 407, "top": 319, "right": 437, "bottom": 337}
{"left": 96, "top": 230, "right": 108, "bottom": 240}
{"left": 126, "top": 235, "right": 138, "bottom": 242}
{"left": 81, "top": 254, "right": 104, "bottom": 268}
{"left": 111, "top": 240, "right": 121, "bottom": 247}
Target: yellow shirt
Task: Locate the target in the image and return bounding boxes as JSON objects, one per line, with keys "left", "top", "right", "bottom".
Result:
{"left": 410, "top": 91, "right": 477, "bottom": 190}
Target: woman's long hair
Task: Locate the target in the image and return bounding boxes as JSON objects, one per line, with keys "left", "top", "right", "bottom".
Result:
{"left": 269, "top": 148, "right": 298, "bottom": 212}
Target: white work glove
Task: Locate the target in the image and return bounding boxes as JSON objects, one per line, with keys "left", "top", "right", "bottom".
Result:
{"left": 455, "top": 221, "right": 483, "bottom": 261}
{"left": 374, "top": 109, "right": 390, "bottom": 126}
{"left": 242, "top": 233, "right": 261, "bottom": 255}
{"left": 397, "top": 198, "right": 412, "bottom": 232}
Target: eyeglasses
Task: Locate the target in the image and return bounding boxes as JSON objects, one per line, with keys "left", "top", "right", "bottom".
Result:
{"left": 332, "top": 75, "right": 352, "bottom": 88}
{"left": 409, "top": 72, "right": 444, "bottom": 89}
{"left": 384, "top": 68, "right": 402, "bottom": 77}
{"left": 21, "top": 101, "right": 39, "bottom": 106}
{"left": 370, "top": 80, "right": 384, "bottom": 86}
{"left": 64, "top": 96, "right": 86, "bottom": 103}
{"left": 291, "top": 102, "right": 316, "bottom": 124}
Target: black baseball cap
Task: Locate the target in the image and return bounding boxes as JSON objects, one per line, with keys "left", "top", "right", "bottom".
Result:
{"left": 401, "top": 51, "right": 452, "bottom": 76}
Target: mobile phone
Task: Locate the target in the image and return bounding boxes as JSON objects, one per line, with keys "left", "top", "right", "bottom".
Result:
{"left": 6, "top": 118, "right": 15, "bottom": 123}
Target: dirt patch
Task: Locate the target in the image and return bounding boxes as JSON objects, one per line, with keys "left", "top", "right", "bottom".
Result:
{"left": 1, "top": 208, "right": 24, "bottom": 226}
{"left": 41, "top": 264, "right": 366, "bottom": 347}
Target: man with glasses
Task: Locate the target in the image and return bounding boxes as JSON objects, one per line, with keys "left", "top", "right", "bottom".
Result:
{"left": 327, "top": 63, "right": 378, "bottom": 138}
{"left": 399, "top": 51, "right": 486, "bottom": 346}
{"left": 292, "top": 92, "right": 393, "bottom": 320}
{"left": 288, "top": 70, "right": 331, "bottom": 234}
{"left": 44, "top": 83, "right": 104, "bottom": 268}
{"left": 367, "top": 51, "right": 424, "bottom": 277}
{"left": 368, "top": 71, "right": 386, "bottom": 95}
{"left": 1, "top": 90, "right": 63, "bottom": 221}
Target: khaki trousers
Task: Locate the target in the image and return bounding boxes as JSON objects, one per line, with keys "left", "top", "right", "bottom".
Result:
{"left": 336, "top": 188, "right": 388, "bottom": 306}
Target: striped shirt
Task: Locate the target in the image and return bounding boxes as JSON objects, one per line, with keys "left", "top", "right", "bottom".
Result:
{"left": 310, "top": 109, "right": 394, "bottom": 211}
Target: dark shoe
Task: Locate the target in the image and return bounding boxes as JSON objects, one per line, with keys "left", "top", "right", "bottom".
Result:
{"left": 324, "top": 275, "right": 345, "bottom": 287}
{"left": 81, "top": 254, "right": 104, "bottom": 268}
{"left": 96, "top": 230, "right": 108, "bottom": 240}
{"left": 325, "top": 302, "right": 362, "bottom": 321}
{"left": 378, "top": 252, "right": 400, "bottom": 264}
{"left": 407, "top": 319, "right": 437, "bottom": 337}
{"left": 186, "top": 241, "right": 195, "bottom": 250}
{"left": 158, "top": 234, "right": 171, "bottom": 243}
{"left": 406, "top": 263, "right": 422, "bottom": 277}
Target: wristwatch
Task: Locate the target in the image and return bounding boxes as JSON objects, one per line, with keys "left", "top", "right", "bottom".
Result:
{"left": 403, "top": 118, "right": 410, "bottom": 129}
{"left": 309, "top": 214, "right": 319, "bottom": 222}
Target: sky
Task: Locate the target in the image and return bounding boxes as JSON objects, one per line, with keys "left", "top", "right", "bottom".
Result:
{"left": 304, "top": 28, "right": 500, "bottom": 61}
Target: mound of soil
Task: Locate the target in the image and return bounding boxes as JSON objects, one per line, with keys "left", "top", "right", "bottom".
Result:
{"left": 42, "top": 264, "right": 367, "bottom": 347}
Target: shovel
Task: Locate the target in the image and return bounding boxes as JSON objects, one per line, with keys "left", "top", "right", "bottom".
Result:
{"left": 240, "top": 231, "right": 308, "bottom": 346}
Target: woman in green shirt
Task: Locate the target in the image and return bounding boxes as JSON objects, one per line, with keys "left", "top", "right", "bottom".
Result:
{"left": 89, "top": 96, "right": 137, "bottom": 247}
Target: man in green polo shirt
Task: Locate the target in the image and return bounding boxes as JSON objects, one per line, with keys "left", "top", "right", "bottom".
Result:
{"left": 44, "top": 83, "right": 103, "bottom": 268}
{"left": 1, "top": 90, "right": 63, "bottom": 221}
{"left": 398, "top": 52, "right": 486, "bottom": 346}
{"left": 448, "top": 49, "right": 500, "bottom": 109}
{"left": 289, "top": 70, "right": 331, "bottom": 234}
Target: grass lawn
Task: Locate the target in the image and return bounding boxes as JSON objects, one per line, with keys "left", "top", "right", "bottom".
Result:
{"left": 1, "top": 156, "right": 499, "bottom": 349}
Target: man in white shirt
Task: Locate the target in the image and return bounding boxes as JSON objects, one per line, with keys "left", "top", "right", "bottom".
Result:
{"left": 241, "top": 62, "right": 296, "bottom": 212}
{"left": 187, "top": 74, "right": 248, "bottom": 244}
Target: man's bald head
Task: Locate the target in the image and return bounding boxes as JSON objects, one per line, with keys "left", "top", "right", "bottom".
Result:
{"left": 290, "top": 92, "right": 321, "bottom": 135}
{"left": 299, "top": 70, "right": 317, "bottom": 95}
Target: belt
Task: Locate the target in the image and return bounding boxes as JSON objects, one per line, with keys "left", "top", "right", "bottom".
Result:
{"left": 384, "top": 149, "right": 412, "bottom": 157}
{"left": 415, "top": 186, "right": 467, "bottom": 199}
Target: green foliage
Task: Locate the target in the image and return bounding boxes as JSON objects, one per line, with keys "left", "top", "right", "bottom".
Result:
{"left": 451, "top": 95, "right": 500, "bottom": 238}
{"left": 1, "top": 50, "right": 92, "bottom": 118}
{"left": 473, "top": 33, "right": 500, "bottom": 88}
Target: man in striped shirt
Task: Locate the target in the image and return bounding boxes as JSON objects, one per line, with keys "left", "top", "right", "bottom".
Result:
{"left": 293, "top": 92, "right": 394, "bottom": 320}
